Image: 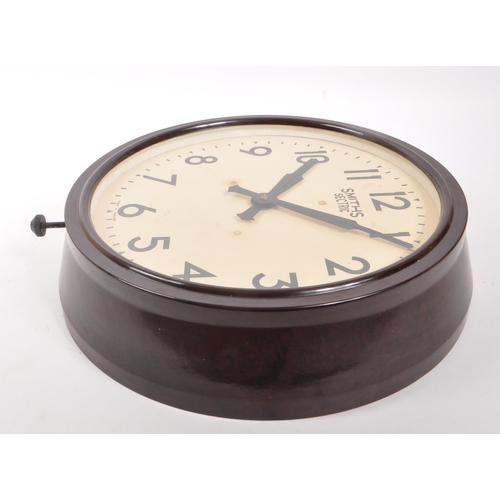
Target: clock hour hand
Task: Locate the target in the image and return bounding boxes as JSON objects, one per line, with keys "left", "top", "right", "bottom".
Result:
{"left": 228, "top": 185, "right": 413, "bottom": 250}
{"left": 267, "top": 158, "right": 321, "bottom": 198}
{"left": 235, "top": 158, "right": 320, "bottom": 221}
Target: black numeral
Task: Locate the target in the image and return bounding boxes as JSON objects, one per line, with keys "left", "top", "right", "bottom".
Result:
{"left": 143, "top": 174, "right": 177, "bottom": 185}
{"left": 127, "top": 236, "right": 170, "bottom": 252}
{"left": 252, "top": 272, "right": 299, "bottom": 289}
{"left": 185, "top": 155, "right": 218, "bottom": 165}
{"left": 325, "top": 257, "right": 370, "bottom": 276}
{"left": 344, "top": 168, "right": 382, "bottom": 180}
{"left": 369, "top": 192, "right": 411, "bottom": 211}
{"left": 294, "top": 151, "right": 329, "bottom": 164}
{"left": 117, "top": 204, "right": 156, "bottom": 218}
{"left": 172, "top": 262, "right": 216, "bottom": 281}
{"left": 240, "top": 146, "right": 272, "bottom": 156}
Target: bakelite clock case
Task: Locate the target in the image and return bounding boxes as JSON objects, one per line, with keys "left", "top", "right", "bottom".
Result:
{"left": 57, "top": 116, "right": 472, "bottom": 420}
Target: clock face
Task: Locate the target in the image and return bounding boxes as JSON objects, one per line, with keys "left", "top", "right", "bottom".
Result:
{"left": 89, "top": 123, "right": 442, "bottom": 289}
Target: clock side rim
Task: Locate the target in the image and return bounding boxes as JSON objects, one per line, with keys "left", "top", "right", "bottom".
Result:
{"left": 58, "top": 229, "right": 473, "bottom": 418}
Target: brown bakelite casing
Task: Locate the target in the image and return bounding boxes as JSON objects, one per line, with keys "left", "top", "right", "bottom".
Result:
{"left": 59, "top": 117, "right": 472, "bottom": 420}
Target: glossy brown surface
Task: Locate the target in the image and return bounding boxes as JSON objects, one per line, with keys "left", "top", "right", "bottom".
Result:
{"left": 59, "top": 116, "right": 473, "bottom": 419}
{"left": 60, "top": 233, "right": 471, "bottom": 419}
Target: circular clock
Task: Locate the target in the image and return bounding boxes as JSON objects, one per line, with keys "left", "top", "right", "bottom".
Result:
{"left": 36, "top": 116, "right": 472, "bottom": 420}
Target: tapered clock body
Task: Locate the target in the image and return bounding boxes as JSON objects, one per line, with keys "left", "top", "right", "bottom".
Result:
{"left": 59, "top": 116, "right": 472, "bottom": 419}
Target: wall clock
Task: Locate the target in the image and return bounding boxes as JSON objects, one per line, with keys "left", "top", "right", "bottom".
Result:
{"left": 31, "top": 116, "right": 472, "bottom": 420}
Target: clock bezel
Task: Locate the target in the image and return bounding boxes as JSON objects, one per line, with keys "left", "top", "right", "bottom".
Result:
{"left": 64, "top": 115, "right": 467, "bottom": 310}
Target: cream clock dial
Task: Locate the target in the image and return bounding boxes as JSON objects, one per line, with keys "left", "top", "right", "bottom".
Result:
{"left": 90, "top": 124, "right": 441, "bottom": 289}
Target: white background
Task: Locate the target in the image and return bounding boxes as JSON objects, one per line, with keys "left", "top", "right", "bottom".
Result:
{"left": 2, "top": 66, "right": 498, "bottom": 434}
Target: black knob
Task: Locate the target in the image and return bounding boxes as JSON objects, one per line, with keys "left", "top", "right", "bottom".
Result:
{"left": 30, "top": 214, "right": 66, "bottom": 237}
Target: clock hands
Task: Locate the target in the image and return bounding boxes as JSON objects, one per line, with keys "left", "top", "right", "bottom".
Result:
{"left": 228, "top": 185, "right": 414, "bottom": 250}
{"left": 236, "top": 158, "right": 321, "bottom": 221}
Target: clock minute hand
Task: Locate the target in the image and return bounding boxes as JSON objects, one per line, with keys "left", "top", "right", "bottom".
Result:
{"left": 228, "top": 185, "right": 413, "bottom": 250}
{"left": 272, "top": 198, "right": 414, "bottom": 249}
{"left": 236, "top": 158, "right": 320, "bottom": 221}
